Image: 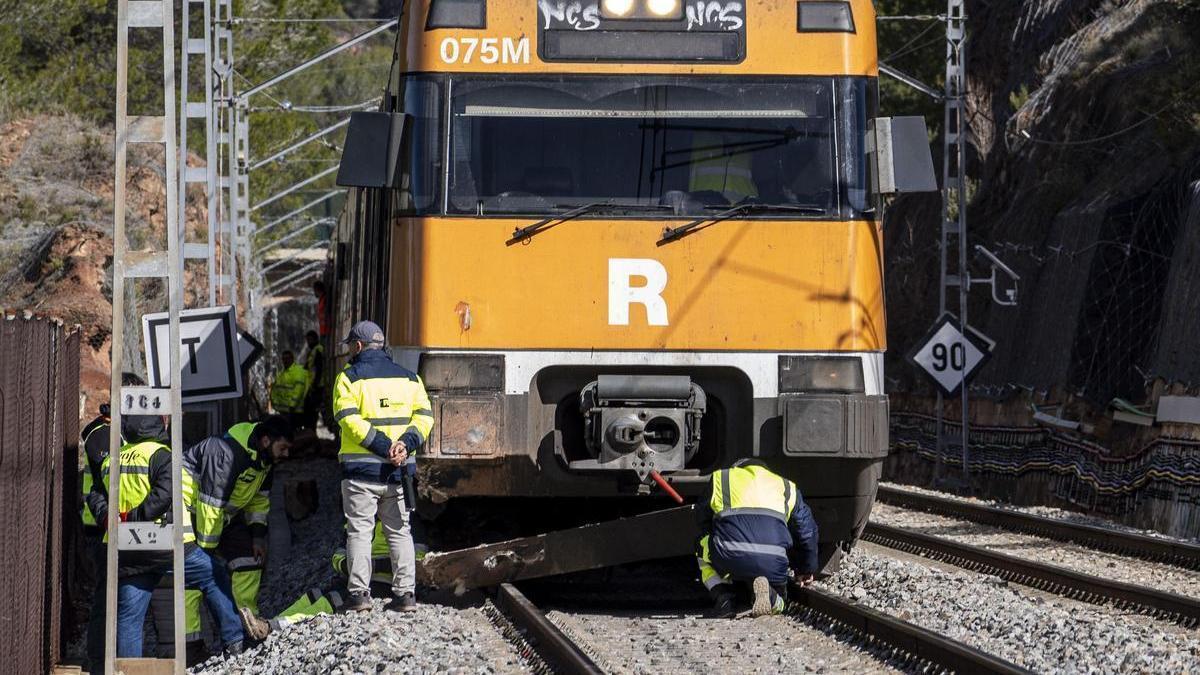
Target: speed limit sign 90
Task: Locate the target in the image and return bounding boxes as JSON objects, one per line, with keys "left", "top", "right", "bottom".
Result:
{"left": 908, "top": 315, "right": 995, "bottom": 396}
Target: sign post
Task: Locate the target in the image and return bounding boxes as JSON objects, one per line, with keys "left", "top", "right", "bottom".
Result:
{"left": 909, "top": 314, "right": 994, "bottom": 482}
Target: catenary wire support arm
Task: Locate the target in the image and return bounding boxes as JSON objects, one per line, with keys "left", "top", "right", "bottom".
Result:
{"left": 255, "top": 190, "right": 342, "bottom": 236}
{"left": 235, "top": 19, "right": 398, "bottom": 103}
{"left": 266, "top": 260, "right": 325, "bottom": 295}
{"left": 249, "top": 117, "right": 350, "bottom": 171}
{"left": 255, "top": 217, "right": 334, "bottom": 255}
{"left": 261, "top": 239, "right": 330, "bottom": 275}
{"left": 251, "top": 165, "right": 339, "bottom": 212}
{"left": 879, "top": 63, "right": 945, "bottom": 100}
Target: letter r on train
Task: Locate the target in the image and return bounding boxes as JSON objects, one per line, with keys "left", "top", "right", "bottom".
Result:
{"left": 608, "top": 258, "right": 669, "bottom": 326}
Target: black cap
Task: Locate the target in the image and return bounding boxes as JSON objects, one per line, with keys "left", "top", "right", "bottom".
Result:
{"left": 342, "top": 320, "right": 385, "bottom": 346}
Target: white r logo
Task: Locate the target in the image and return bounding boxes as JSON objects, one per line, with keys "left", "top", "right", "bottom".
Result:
{"left": 608, "top": 258, "right": 669, "bottom": 326}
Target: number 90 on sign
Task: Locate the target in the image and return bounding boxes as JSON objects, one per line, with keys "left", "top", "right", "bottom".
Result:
{"left": 908, "top": 317, "right": 994, "bottom": 397}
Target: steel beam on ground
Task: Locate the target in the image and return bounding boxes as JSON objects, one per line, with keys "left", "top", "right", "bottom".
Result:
{"left": 249, "top": 118, "right": 349, "bottom": 171}
{"left": 256, "top": 190, "right": 341, "bottom": 236}
{"left": 251, "top": 165, "right": 338, "bottom": 212}
{"left": 236, "top": 20, "right": 398, "bottom": 103}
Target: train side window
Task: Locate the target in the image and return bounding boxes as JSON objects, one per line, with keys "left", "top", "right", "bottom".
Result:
{"left": 396, "top": 76, "right": 444, "bottom": 215}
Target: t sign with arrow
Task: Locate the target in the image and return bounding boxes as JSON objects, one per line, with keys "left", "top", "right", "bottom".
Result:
{"left": 142, "top": 305, "right": 244, "bottom": 403}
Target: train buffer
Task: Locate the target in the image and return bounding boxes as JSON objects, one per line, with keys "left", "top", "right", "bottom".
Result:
{"left": 417, "top": 505, "right": 699, "bottom": 593}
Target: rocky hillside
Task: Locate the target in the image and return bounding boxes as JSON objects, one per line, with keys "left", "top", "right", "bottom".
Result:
{"left": 0, "top": 116, "right": 209, "bottom": 417}
{"left": 885, "top": 0, "right": 1200, "bottom": 437}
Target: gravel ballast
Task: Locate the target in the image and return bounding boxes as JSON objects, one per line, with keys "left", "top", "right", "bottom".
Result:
{"left": 548, "top": 609, "right": 900, "bottom": 674}
{"left": 191, "top": 457, "right": 529, "bottom": 674}
{"left": 871, "top": 501, "right": 1200, "bottom": 598}
{"left": 881, "top": 482, "right": 1199, "bottom": 544}
{"left": 822, "top": 550, "right": 1200, "bottom": 673}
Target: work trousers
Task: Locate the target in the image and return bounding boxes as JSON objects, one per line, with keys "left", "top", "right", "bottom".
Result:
{"left": 341, "top": 478, "right": 415, "bottom": 597}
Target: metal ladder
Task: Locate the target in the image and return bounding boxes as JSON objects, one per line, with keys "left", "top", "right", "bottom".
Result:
{"left": 936, "top": 0, "right": 970, "bottom": 482}
{"left": 106, "top": 1, "right": 187, "bottom": 672}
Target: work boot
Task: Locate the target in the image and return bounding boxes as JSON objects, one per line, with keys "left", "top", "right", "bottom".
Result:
{"left": 343, "top": 592, "right": 372, "bottom": 612}
{"left": 386, "top": 592, "right": 418, "bottom": 612}
{"left": 751, "top": 576, "right": 774, "bottom": 617}
{"left": 185, "top": 640, "right": 209, "bottom": 668}
{"left": 710, "top": 587, "right": 736, "bottom": 619}
{"left": 239, "top": 607, "right": 272, "bottom": 641}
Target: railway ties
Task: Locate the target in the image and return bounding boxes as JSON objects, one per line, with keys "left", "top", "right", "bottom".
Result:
{"left": 876, "top": 485, "right": 1200, "bottom": 570}
{"left": 863, "top": 522, "right": 1200, "bottom": 628}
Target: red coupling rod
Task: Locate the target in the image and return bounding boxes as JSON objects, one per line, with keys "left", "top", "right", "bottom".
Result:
{"left": 649, "top": 470, "right": 684, "bottom": 504}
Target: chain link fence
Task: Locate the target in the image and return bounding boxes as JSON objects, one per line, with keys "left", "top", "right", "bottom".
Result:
{"left": 0, "top": 314, "right": 80, "bottom": 673}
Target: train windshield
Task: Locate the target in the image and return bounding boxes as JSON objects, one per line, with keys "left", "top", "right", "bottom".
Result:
{"left": 437, "top": 76, "right": 870, "bottom": 219}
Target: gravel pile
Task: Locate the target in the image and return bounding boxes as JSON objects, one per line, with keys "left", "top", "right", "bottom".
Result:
{"left": 821, "top": 551, "right": 1200, "bottom": 673}
{"left": 871, "top": 502, "right": 1200, "bottom": 598}
{"left": 881, "top": 482, "right": 1199, "bottom": 544}
{"left": 194, "top": 600, "right": 528, "bottom": 674}
{"left": 548, "top": 609, "right": 899, "bottom": 674}
{"left": 191, "top": 457, "right": 529, "bottom": 674}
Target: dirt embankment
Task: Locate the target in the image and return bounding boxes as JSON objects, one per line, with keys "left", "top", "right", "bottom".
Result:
{"left": 0, "top": 115, "right": 210, "bottom": 418}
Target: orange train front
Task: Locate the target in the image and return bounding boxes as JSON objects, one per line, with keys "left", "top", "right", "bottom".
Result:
{"left": 332, "top": 0, "right": 928, "bottom": 572}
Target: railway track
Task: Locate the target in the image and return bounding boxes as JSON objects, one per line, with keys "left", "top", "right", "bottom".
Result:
{"left": 864, "top": 521, "right": 1200, "bottom": 626}
{"left": 493, "top": 579, "right": 1027, "bottom": 674}
{"left": 877, "top": 485, "right": 1200, "bottom": 569}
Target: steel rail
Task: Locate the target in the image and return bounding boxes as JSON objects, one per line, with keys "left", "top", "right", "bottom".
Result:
{"left": 494, "top": 584, "right": 604, "bottom": 675}
{"left": 792, "top": 586, "right": 1029, "bottom": 674}
{"left": 877, "top": 486, "right": 1200, "bottom": 569}
{"left": 864, "top": 522, "right": 1200, "bottom": 627}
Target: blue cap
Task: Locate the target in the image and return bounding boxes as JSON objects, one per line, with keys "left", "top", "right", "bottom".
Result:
{"left": 342, "top": 320, "right": 385, "bottom": 345}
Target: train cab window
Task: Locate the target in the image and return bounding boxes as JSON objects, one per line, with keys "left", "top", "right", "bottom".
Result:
{"left": 443, "top": 76, "right": 867, "bottom": 219}
{"left": 394, "top": 76, "right": 443, "bottom": 214}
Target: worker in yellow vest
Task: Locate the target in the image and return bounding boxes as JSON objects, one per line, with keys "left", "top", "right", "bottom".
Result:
{"left": 696, "top": 458, "right": 819, "bottom": 618}
{"left": 688, "top": 130, "right": 759, "bottom": 203}
{"left": 270, "top": 351, "right": 310, "bottom": 428}
{"left": 178, "top": 416, "right": 294, "bottom": 659}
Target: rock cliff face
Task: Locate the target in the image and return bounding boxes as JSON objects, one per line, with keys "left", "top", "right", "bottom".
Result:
{"left": 0, "top": 116, "right": 209, "bottom": 417}
{"left": 885, "top": 0, "right": 1200, "bottom": 416}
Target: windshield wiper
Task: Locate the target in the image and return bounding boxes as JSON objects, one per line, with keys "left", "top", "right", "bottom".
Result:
{"left": 506, "top": 202, "right": 674, "bottom": 245}
{"left": 657, "top": 203, "right": 826, "bottom": 245}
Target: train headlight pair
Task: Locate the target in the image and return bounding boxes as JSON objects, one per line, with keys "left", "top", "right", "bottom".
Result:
{"left": 601, "top": 0, "right": 682, "bottom": 20}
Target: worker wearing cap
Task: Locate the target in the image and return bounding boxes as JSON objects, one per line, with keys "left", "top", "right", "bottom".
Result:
{"left": 695, "top": 458, "right": 819, "bottom": 617}
{"left": 270, "top": 350, "right": 310, "bottom": 428}
{"left": 333, "top": 320, "right": 433, "bottom": 613}
{"left": 178, "top": 416, "right": 294, "bottom": 658}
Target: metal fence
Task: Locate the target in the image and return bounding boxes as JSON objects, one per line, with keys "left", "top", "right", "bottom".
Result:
{"left": 0, "top": 314, "right": 80, "bottom": 673}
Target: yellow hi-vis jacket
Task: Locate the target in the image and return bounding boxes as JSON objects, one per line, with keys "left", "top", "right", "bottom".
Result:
{"left": 93, "top": 440, "right": 173, "bottom": 542}
{"left": 333, "top": 347, "right": 433, "bottom": 483}
{"left": 271, "top": 363, "right": 310, "bottom": 413}
{"left": 688, "top": 131, "right": 758, "bottom": 201}
{"left": 181, "top": 422, "right": 273, "bottom": 548}
{"left": 80, "top": 420, "right": 109, "bottom": 528}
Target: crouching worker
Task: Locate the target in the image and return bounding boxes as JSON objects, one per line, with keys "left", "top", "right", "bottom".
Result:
{"left": 238, "top": 521, "right": 395, "bottom": 640}
{"left": 180, "top": 416, "right": 294, "bottom": 657}
{"left": 696, "top": 458, "right": 819, "bottom": 618}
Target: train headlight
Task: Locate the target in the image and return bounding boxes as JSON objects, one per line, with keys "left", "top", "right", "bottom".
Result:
{"left": 601, "top": 0, "right": 635, "bottom": 18}
{"left": 646, "top": 0, "right": 681, "bottom": 18}
{"left": 779, "top": 356, "right": 865, "bottom": 394}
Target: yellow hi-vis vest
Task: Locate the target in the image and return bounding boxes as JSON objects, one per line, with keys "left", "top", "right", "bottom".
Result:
{"left": 181, "top": 422, "right": 271, "bottom": 548}
{"left": 98, "top": 440, "right": 170, "bottom": 542}
{"left": 688, "top": 131, "right": 758, "bottom": 201}
{"left": 271, "top": 363, "right": 310, "bottom": 413}
{"left": 709, "top": 464, "right": 798, "bottom": 522}
{"left": 333, "top": 351, "right": 434, "bottom": 482}
{"left": 305, "top": 343, "right": 325, "bottom": 385}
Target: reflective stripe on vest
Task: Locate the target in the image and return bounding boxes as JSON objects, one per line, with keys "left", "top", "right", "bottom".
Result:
{"left": 710, "top": 465, "right": 796, "bottom": 523}
{"left": 99, "top": 440, "right": 169, "bottom": 540}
